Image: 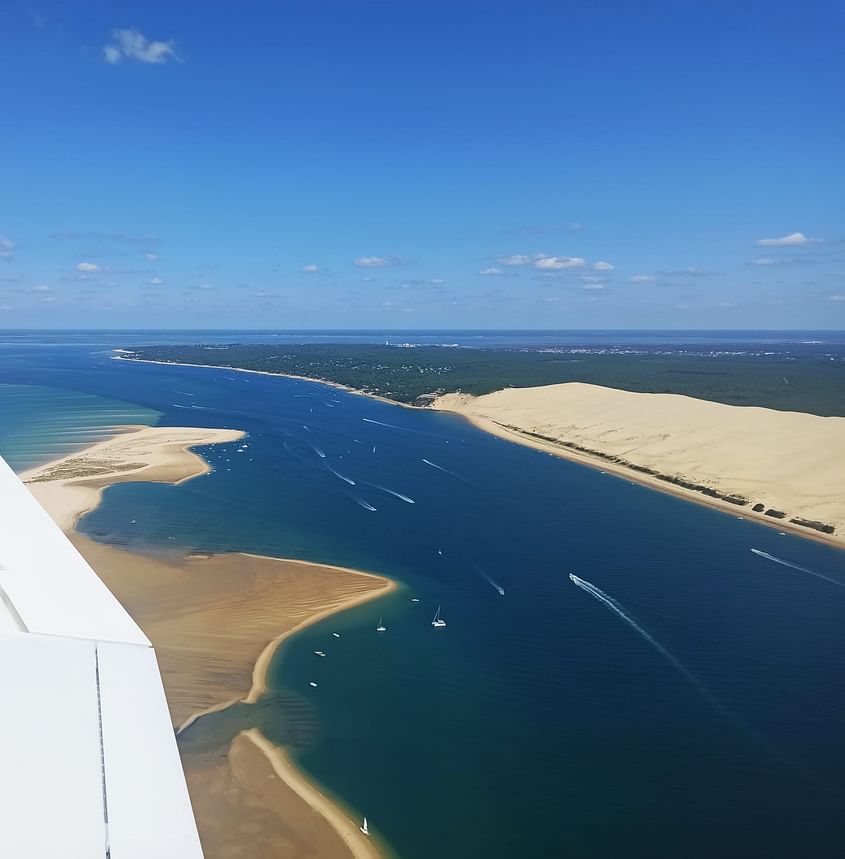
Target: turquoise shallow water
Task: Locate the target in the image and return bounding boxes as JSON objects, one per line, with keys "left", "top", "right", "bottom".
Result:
{"left": 0, "top": 382, "right": 158, "bottom": 470}
{"left": 3, "top": 335, "right": 845, "bottom": 858}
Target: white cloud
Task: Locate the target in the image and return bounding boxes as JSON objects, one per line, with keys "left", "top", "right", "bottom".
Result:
{"left": 301, "top": 264, "right": 320, "bottom": 273}
{"left": 104, "top": 29, "right": 177, "bottom": 65}
{"left": 496, "top": 254, "right": 532, "bottom": 266}
{"left": 0, "top": 235, "right": 14, "bottom": 260}
{"left": 534, "top": 256, "right": 586, "bottom": 270}
{"left": 753, "top": 257, "right": 780, "bottom": 266}
{"left": 77, "top": 261, "right": 99, "bottom": 272}
{"left": 397, "top": 278, "right": 444, "bottom": 290}
{"left": 30, "top": 284, "right": 51, "bottom": 293}
{"left": 354, "top": 256, "right": 390, "bottom": 267}
{"left": 829, "top": 294, "right": 845, "bottom": 302}
{"left": 629, "top": 274, "right": 656, "bottom": 283}
{"left": 658, "top": 266, "right": 713, "bottom": 277}
{"left": 479, "top": 267, "right": 502, "bottom": 276}
{"left": 145, "top": 252, "right": 158, "bottom": 261}
{"left": 582, "top": 282, "right": 605, "bottom": 290}
{"left": 148, "top": 276, "right": 164, "bottom": 285}
{"left": 592, "top": 261, "right": 614, "bottom": 271}
{"left": 756, "top": 231, "right": 818, "bottom": 247}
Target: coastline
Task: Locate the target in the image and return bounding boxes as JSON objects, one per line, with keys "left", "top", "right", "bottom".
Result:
{"left": 22, "top": 424, "right": 394, "bottom": 859}
{"left": 117, "top": 354, "right": 845, "bottom": 550}
{"left": 434, "top": 386, "right": 845, "bottom": 551}
{"left": 114, "top": 353, "right": 417, "bottom": 410}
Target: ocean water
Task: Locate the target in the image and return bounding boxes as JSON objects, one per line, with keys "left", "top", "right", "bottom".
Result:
{"left": 2, "top": 334, "right": 845, "bottom": 858}
{"left": 0, "top": 383, "right": 158, "bottom": 470}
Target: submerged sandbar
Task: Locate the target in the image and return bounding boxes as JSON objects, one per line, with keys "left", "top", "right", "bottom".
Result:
{"left": 22, "top": 424, "right": 392, "bottom": 859}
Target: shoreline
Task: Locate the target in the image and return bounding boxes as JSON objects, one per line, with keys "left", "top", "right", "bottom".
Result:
{"left": 455, "top": 411, "right": 844, "bottom": 550}
{"left": 118, "top": 354, "right": 844, "bottom": 551}
{"left": 243, "top": 729, "right": 392, "bottom": 859}
{"left": 20, "top": 424, "right": 244, "bottom": 531}
{"left": 114, "top": 353, "right": 418, "bottom": 410}
{"left": 175, "top": 557, "right": 396, "bottom": 734}
{"left": 22, "top": 424, "right": 394, "bottom": 859}
{"left": 434, "top": 386, "right": 845, "bottom": 551}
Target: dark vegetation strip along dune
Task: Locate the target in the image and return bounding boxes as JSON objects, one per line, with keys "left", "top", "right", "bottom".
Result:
{"left": 123, "top": 343, "right": 845, "bottom": 417}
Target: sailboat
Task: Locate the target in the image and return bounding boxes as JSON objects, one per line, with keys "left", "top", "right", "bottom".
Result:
{"left": 360, "top": 816, "right": 370, "bottom": 836}
{"left": 376, "top": 618, "right": 386, "bottom": 632}
{"left": 431, "top": 605, "right": 447, "bottom": 628}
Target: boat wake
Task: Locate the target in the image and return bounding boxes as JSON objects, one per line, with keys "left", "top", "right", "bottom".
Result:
{"left": 362, "top": 417, "right": 409, "bottom": 431}
{"left": 469, "top": 560, "right": 504, "bottom": 595}
{"left": 750, "top": 549, "right": 844, "bottom": 589}
{"left": 569, "top": 573, "right": 741, "bottom": 727}
{"left": 309, "top": 443, "right": 326, "bottom": 459}
{"left": 421, "top": 458, "right": 468, "bottom": 483}
{"left": 368, "top": 483, "right": 415, "bottom": 504}
{"left": 349, "top": 495, "right": 377, "bottom": 512}
{"left": 481, "top": 572, "right": 505, "bottom": 596}
{"left": 326, "top": 465, "right": 355, "bottom": 485}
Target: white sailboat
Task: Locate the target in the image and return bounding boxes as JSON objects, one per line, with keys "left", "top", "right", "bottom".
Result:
{"left": 431, "top": 605, "right": 447, "bottom": 628}
{"left": 360, "top": 816, "right": 370, "bottom": 835}
{"left": 376, "top": 618, "right": 386, "bottom": 632}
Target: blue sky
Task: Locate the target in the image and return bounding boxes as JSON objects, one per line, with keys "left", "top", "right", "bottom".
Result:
{"left": 1, "top": 1, "right": 843, "bottom": 328}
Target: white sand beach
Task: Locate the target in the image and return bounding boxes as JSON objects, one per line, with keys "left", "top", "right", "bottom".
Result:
{"left": 22, "top": 424, "right": 392, "bottom": 859}
{"left": 435, "top": 382, "right": 845, "bottom": 547}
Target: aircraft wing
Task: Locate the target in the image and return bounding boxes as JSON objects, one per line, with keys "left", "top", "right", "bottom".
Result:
{"left": 0, "top": 454, "right": 203, "bottom": 858}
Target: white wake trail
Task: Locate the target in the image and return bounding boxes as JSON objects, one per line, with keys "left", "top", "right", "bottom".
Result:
{"left": 481, "top": 572, "right": 505, "bottom": 596}
{"left": 750, "top": 549, "right": 845, "bottom": 589}
{"left": 349, "top": 495, "right": 377, "bottom": 512}
{"left": 421, "top": 458, "right": 467, "bottom": 480}
{"left": 369, "top": 484, "right": 415, "bottom": 504}
{"left": 362, "top": 417, "right": 410, "bottom": 431}
{"left": 569, "top": 574, "right": 738, "bottom": 724}
{"left": 326, "top": 465, "right": 355, "bottom": 485}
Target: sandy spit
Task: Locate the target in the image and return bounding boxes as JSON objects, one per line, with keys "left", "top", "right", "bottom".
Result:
{"left": 23, "top": 424, "right": 394, "bottom": 858}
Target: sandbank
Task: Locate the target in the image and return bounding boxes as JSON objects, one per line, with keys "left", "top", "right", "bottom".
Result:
{"left": 22, "top": 424, "right": 393, "bottom": 858}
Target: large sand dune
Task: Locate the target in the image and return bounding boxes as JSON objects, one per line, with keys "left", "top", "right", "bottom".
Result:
{"left": 435, "top": 383, "right": 845, "bottom": 546}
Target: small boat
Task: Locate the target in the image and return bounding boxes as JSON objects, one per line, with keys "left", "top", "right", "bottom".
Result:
{"left": 332, "top": 632, "right": 341, "bottom": 638}
{"left": 309, "top": 681, "right": 318, "bottom": 687}
{"left": 360, "top": 816, "right": 369, "bottom": 836}
{"left": 376, "top": 618, "right": 386, "bottom": 632}
{"left": 410, "top": 598, "right": 420, "bottom": 603}
{"left": 314, "top": 650, "right": 326, "bottom": 657}
{"left": 432, "top": 605, "right": 447, "bottom": 628}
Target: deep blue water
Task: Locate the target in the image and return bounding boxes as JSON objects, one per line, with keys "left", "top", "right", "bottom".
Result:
{"left": 2, "top": 333, "right": 845, "bottom": 858}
